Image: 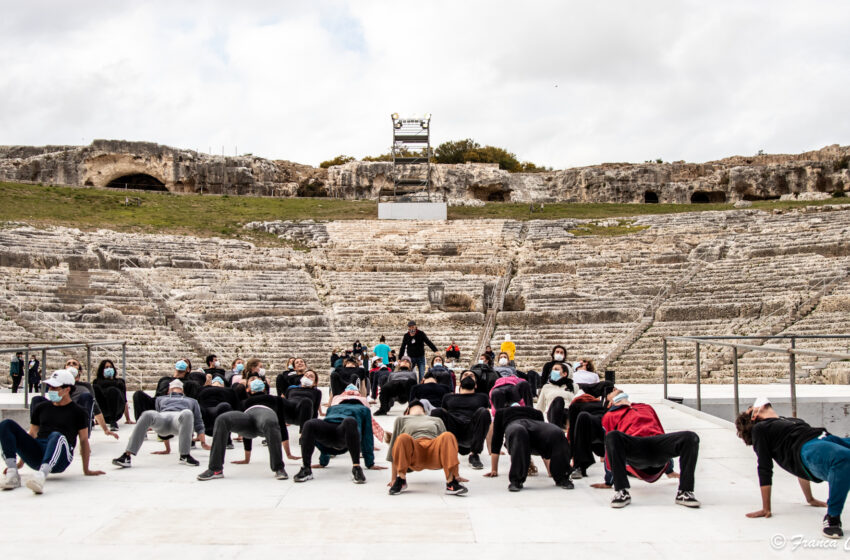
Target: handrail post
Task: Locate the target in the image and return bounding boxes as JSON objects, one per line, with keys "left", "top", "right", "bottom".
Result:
{"left": 86, "top": 344, "right": 91, "bottom": 382}
{"left": 41, "top": 348, "right": 47, "bottom": 396}
{"left": 122, "top": 342, "right": 127, "bottom": 383}
{"left": 695, "top": 342, "right": 701, "bottom": 411}
{"left": 662, "top": 338, "right": 668, "bottom": 400}
{"left": 24, "top": 346, "right": 30, "bottom": 408}
{"left": 733, "top": 348, "right": 739, "bottom": 416}
{"left": 790, "top": 337, "right": 797, "bottom": 418}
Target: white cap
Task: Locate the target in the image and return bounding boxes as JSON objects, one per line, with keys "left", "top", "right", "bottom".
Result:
{"left": 169, "top": 379, "right": 184, "bottom": 390}
{"left": 44, "top": 369, "right": 75, "bottom": 388}
{"left": 504, "top": 334, "right": 511, "bottom": 342}
{"left": 752, "top": 396, "right": 771, "bottom": 409}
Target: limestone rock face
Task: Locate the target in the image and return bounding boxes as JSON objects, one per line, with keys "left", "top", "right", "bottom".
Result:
{"left": 1, "top": 140, "right": 848, "bottom": 204}
{"left": 0, "top": 140, "right": 327, "bottom": 196}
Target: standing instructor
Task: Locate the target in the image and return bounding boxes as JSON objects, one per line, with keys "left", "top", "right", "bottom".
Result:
{"left": 399, "top": 320, "right": 437, "bottom": 382}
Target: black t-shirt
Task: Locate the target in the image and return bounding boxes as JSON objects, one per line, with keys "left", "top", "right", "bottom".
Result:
{"left": 197, "top": 386, "right": 238, "bottom": 408}
{"left": 752, "top": 417, "right": 826, "bottom": 486}
{"left": 285, "top": 386, "right": 323, "bottom": 418}
{"left": 440, "top": 393, "right": 490, "bottom": 423}
{"left": 410, "top": 383, "right": 452, "bottom": 408}
{"left": 31, "top": 400, "right": 89, "bottom": 450}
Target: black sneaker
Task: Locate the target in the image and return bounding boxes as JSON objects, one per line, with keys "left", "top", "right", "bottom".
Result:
{"left": 508, "top": 482, "right": 523, "bottom": 492}
{"left": 109, "top": 423, "right": 119, "bottom": 432}
{"left": 226, "top": 442, "right": 235, "bottom": 450}
{"left": 374, "top": 409, "right": 388, "bottom": 416}
{"left": 294, "top": 467, "right": 312, "bottom": 482}
{"left": 675, "top": 490, "right": 701, "bottom": 508}
{"left": 261, "top": 439, "right": 268, "bottom": 447}
{"left": 823, "top": 515, "right": 843, "bottom": 539}
{"left": 570, "top": 468, "right": 583, "bottom": 480}
{"left": 275, "top": 468, "right": 288, "bottom": 480}
{"left": 388, "top": 476, "right": 407, "bottom": 495}
{"left": 197, "top": 469, "right": 223, "bottom": 481}
{"left": 611, "top": 489, "right": 631, "bottom": 508}
{"left": 179, "top": 454, "right": 200, "bottom": 466}
{"left": 468, "top": 454, "right": 484, "bottom": 470}
{"left": 445, "top": 478, "right": 468, "bottom": 496}
{"left": 557, "top": 478, "right": 575, "bottom": 490}
{"left": 352, "top": 465, "right": 366, "bottom": 484}
{"left": 112, "top": 453, "right": 132, "bottom": 468}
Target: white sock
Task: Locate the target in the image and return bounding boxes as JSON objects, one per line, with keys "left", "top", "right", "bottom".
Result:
{"left": 38, "top": 464, "right": 50, "bottom": 476}
{"left": 4, "top": 457, "right": 16, "bottom": 470}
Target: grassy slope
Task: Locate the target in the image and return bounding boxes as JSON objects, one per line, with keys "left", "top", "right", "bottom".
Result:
{"left": 0, "top": 182, "right": 846, "bottom": 243}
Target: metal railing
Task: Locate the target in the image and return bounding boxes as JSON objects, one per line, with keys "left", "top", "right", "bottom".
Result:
{"left": 662, "top": 334, "right": 850, "bottom": 418}
{"left": 2, "top": 340, "right": 127, "bottom": 407}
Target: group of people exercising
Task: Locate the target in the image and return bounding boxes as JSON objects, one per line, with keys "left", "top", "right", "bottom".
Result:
{"left": 2, "top": 331, "right": 848, "bottom": 539}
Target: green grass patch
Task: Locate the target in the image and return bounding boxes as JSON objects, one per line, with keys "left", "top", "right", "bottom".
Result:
{"left": 1, "top": 182, "right": 848, "bottom": 244}
{"left": 568, "top": 220, "right": 651, "bottom": 237}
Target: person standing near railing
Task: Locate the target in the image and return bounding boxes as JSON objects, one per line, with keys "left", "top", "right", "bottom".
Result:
{"left": 27, "top": 355, "right": 40, "bottom": 394}
{"left": 9, "top": 352, "right": 24, "bottom": 394}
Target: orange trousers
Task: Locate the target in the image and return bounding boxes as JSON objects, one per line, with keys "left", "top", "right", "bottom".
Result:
{"left": 392, "top": 432, "right": 460, "bottom": 480}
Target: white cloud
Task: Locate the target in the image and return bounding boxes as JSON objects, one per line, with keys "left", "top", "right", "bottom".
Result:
{"left": 0, "top": 0, "right": 848, "bottom": 168}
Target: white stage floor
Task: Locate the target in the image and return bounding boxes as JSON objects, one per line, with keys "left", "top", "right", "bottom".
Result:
{"left": 0, "top": 384, "right": 846, "bottom": 558}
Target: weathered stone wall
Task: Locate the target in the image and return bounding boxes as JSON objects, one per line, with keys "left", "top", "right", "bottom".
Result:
{"left": 0, "top": 139, "right": 326, "bottom": 196}
{"left": 1, "top": 140, "right": 848, "bottom": 204}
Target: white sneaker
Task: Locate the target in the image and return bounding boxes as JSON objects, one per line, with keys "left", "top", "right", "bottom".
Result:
{"left": 1, "top": 470, "right": 20, "bottom": 490}
{"left": 26, "top": 471, "right": 46, "bottom": 494}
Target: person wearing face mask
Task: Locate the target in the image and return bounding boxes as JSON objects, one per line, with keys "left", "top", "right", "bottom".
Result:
{"left": 445, "top": 341, "right": 460, "bottom": 362}
{"left": 430, "top": 370, "right": 491, "bottom": 470}
{"left": 9, "top": 351, "right": 24, "bottom": 394}
{"left": 541, "top": 345, "right": 573, "bottom": 382}
{"left": 735, "top": 397, "right": 845, "bottom": 538}
{"left": 92, "top": 359, "right": 132, "bottom": 431}
{"left": 113, "top": 375, "right": 206, "bottom": 468}
{"left": 132, "top": 359, "right": 199, "bottom": 420}
{"left": 484, "top": 393, "right": 574, "bottom": 492}
{"left": 593, "top": 388, "right": 700, "bottom": 509}
{"left": 470, "top": 353, "right": 496, "bottom": 394}
{"left": 375, "top": 358, "right": 418, "bottom": 416}
{"left": 536, "top": 363, "right": 575, "bottom": 429}
{"left": 330, "top": 358, "right": 367, "bottom": 401}
{"left": 409, "top": 372, "right": 452, "bottom": 409}
{"left": 45, "top": 360, "right": 117, "bottom": 440}
{"left": 493, "top": 352, "right": 517, "bottom": 378}
{"left": 0, "top": 369, "right": 105, "bottom": 493}
{"left": 398, "top": 320, "right": 438, "bottom": 383}
{"left": 573, "top": 359, "right": 600, "bottom": 386}
{"left": 226, "top": 358, "right": 245, "bottom": 386}
{"left": 294, "top": 384, "right": 387, "bottom": 484}
{"left": 276, "top": 357, "right": 309, "bottom": 397}
{"left": 488, "top": 366, "right": 534, "bottom": 416}
{"left": 196, "top": 373, "right": 290, "bottom": 481}
{"left": 27, "top": 355, "right": 40, "bottom": 394}
{"left": 426, "top": 355, "right": 453, "bottom": 389}
{"left": 499, "top": 334, "right": 516, "bottom": 363}
{"left": 284, "top": 370, "right": 323, "bottom": 419}
{"left": 204, "top": 354, "right": 226, "bottom": 380}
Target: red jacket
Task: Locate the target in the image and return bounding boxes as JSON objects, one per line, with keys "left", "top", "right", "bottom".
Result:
{"left": 602, "top": 403, "right": 668, "bottom": 483}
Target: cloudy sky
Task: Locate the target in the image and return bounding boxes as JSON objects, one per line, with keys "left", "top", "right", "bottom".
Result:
{"left": 1, "top": 0, "right": 848, "bottom": 169}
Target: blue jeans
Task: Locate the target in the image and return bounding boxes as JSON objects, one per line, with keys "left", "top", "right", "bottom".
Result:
{"left": 0, "top": 419, "right": 74, "bottom": 473}
{"left": 801, "top": 434, "right": 850, "bottom": 517}
{"left": 411, "top": 356, "right": 427, "bottom": 383}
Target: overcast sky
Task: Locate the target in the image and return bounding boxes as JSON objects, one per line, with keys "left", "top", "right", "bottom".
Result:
{"left": 1, "top": 0, "right": 848, "bottom": 168}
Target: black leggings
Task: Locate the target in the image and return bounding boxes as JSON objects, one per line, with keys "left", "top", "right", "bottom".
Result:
{"left": 430, "top": 408, "right": 491, "bottom": 455}
{"left": 378, "top": 379, "right": 416, "bottom": 413}
{"left": 505, "top": 418, "right": 571, "bottom": 487}
{"left": 132, "top": 390, "right": 155, "bottom": 420}
{"left": 94, "top": 385, "right": 126, "bottom": 424}
{"left": 547, "top": 396, "right": 568, "bottom": 429}
{"left": 201, "top": 402, "right": 234, "bottom": 435}
{"left": 490, "top": 381, "right": 533, "bottom": 411}
{"left": 300, "top": 417, "right": 360, "bottom": 468}
{"left": 573, "top": 411, "right": 606, "bottom": 471}
{"left": 279, "top": 397, "right": 313, "bottom": 430}
{"left": 604, "top": 430, "right": 699, "bottom": 492}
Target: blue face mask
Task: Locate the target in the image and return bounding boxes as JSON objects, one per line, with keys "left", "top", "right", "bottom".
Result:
{"left": 249, "top": 379, "right": 265, "bottom": 393}
{"left": 613, "top": 392, "right": 629, "bottom": 404}
{"left": 47, "top": 390, "right": 62, "bottom": 402}
{"left": 549, "top": 371, "right": 562, "bottom": 382}
{"left": 235, "top": 363, "right": 244, "bottom": 373}
{"left": 510, "top": 402, "right": 521, "bottom": 407}
{"left": 212, "top": 376, "right": 224, "bottom": 385}
{"left": 104, "top": 367, "right": 115, "bottom": 378}
{"left": 345, "top": 384, "right": 359, "bottom": 393}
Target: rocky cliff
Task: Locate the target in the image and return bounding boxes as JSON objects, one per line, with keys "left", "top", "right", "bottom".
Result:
{"left": 1, "top": 140, "right": 848, "bottom": 204}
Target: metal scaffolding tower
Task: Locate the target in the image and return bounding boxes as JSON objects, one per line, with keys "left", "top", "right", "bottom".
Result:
{"left": 387, "top": 113, "right": 432, "bottom": 201}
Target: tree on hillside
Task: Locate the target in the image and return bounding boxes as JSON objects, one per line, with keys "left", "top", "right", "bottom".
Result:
{"left": 434, "top": 139, "right": 547, "bottom": 172}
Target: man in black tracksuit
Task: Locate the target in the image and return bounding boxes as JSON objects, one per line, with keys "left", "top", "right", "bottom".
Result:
{"left": 399, "top": 320, "right": 437, "bottom": 382}
{"left": 485, "top": 403, "right": 574, "bottom": 492}
{"left": 430, "top": 370, "right": 491, "bottom": 469}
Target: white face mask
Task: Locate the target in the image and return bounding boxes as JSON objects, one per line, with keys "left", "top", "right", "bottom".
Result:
{"left": 258, "top": 368, "right": 266, "bottom": 377}
{"left": 554, "top": 353, "right": 564, "bottom": 362}
{"left": 214, "top": 360, "right": 220, "bottom": 368}
{"left": 499, "top": 358, "right": 508, "bottom": 366}
{"left": 478, "top": 359, "right": 484, "bottom": 364}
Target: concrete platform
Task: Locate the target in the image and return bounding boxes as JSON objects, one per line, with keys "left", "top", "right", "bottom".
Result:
{"left": 378, "top": 202, "right": 447, "bottom": 220}
{"left": 0, "top": 385, "right": 846, "bottom": 558}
